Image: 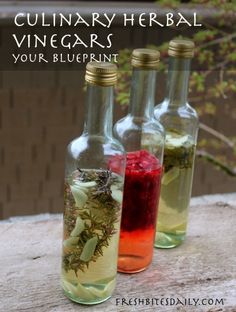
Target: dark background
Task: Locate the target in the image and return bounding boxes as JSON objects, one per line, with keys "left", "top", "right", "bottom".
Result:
{"left": 0, "top": 1, "right": 235, "bottom": 219}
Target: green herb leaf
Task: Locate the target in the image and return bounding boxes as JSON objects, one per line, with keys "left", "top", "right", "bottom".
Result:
{"left": 70, "top": 185, "right": 88, "bottom": 208}
{"left": 63, "top": 237, "right": 79, "bottom": 248}
{"left": 70, "top": 216, "right": 85, "bottom": 237}
{"left": 162, "top": 167, "right": 180, "bottom": 185}
{"left": 80, "top": 236, "right": 98, "bottom": 262}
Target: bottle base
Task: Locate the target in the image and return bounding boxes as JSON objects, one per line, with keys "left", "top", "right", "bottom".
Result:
{"left": 61, "top": 277, "right": 115, "bottom": 305}
{"left": 118, "top": 254, "right": 150, "bottom": 273}
{"left": 154, "top": 231, "right": 185, "bottom": 249}
{"left": 63, "top": 289, "right": 111, "bottom": 305}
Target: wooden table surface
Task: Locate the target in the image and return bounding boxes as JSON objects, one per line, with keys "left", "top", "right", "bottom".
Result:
{"left": 0, "top": 194, "right": 236, "bottom": 312}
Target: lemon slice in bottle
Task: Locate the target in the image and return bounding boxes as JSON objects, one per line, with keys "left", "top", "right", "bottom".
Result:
{"left": 162, "top": 167, "right": 180, "bottom": 185}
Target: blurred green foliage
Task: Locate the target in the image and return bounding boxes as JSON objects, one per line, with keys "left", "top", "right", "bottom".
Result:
{"left": 116, "top": 0, "right": 236, "bottom": 176}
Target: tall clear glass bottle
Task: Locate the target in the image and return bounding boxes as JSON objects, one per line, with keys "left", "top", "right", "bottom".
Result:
{"left": 113, "top": 49, "right": 164, "bottom": 273}
{"left": 154, "top": 39, "right": 199, "bottom": 249}
{"left": 61, "top": 62, "right": 126, "bottom": 304}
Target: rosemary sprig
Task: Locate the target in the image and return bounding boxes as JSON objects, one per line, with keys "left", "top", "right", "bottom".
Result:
{"left": 63, "top": 169, "right": 121, "bottom": 274}
{"left": 164, "top": 144, "right": 195, "bottom": 173}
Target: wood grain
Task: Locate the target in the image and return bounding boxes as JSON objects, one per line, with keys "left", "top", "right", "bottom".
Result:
{"left": 0, "top": 195, "right": 235, "bottom": 312}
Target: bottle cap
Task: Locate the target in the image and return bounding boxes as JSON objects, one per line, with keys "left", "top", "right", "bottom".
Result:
{"left": 131, "top": 48, "right": 160, "bottom": 69}
{"left": 168, "top": 39, "right": 195, "bottom": 58}
{"left": 85, "top": 62, "right": 117, "bottom": 86}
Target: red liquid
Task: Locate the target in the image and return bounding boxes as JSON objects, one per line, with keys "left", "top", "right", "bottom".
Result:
{"left": 110, "top": 150, "right": 162, "bottom": 273}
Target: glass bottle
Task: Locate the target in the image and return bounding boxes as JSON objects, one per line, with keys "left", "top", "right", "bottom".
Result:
{"left": 154, "top": 39, "right": 199, "bottom": 249}
{"left": 61, "top": 62, "right": 126, "bottom": 304}
{"left": 113, "top": 49, "right": 164, "bottom": 273}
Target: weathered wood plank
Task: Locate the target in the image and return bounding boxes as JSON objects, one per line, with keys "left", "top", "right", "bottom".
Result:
{"left": 0, "top": 195, "right": 235, "bottom": 312}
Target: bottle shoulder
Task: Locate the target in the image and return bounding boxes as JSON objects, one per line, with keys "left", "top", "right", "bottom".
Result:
{"left": 114, "top": 114, "right": 165, "bottom": 138}
{"left": 154, "top": 100, "right": 199, "bottom": 139}
{"left": 67, "top": 134, "right": 125, "bottom": 160}
{"left": 144, "top": 117, "right": 165, "bottom": 135}
{"left": 154, "top": 100, "right": 199, "bottom": 122}
{"left": 185, "top": 103, "right": 199, "bottom": 119}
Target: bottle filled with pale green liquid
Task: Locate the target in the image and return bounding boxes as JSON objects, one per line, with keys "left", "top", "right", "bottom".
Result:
{"left": 154, "top": 40, "right": 199, "bottom": 249}
{"left": 61, "top": 62, "right": 126, "bottom": 304}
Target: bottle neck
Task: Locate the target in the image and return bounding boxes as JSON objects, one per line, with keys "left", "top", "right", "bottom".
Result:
{"left": 166, "top": 57, "right": 191, "bottom": 107}
{"left": 129, "top": 68, "right": 156, "bottom": 118}
{"left": 84, "top": 83, "right": 113, "bottom": 137}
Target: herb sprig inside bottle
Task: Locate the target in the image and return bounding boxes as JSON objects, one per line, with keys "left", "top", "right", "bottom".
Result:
{"left": 61, "top": 62, "right": 125, "bottom": 305}
{"left": 63, "top": 168, "right": 122, "bottom": 274}
{"left": 154, "top": 40, "right": 199, "bottom": 249}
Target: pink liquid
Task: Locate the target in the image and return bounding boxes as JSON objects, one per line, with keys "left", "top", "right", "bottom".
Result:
{"left": 110, "top": 150, "right": 162, "bottom": 273}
